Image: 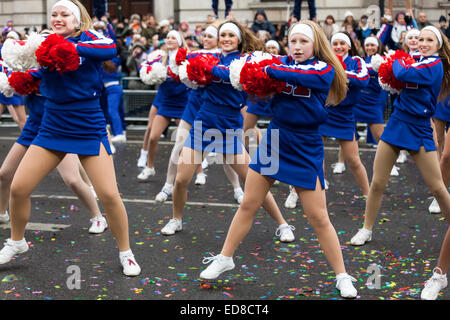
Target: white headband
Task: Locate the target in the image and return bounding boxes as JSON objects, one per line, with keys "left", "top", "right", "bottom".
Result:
{"left": 289, "top": 23, "right": 314, "bottom": 42}
{"left": 364, "top": 36, "right": 378, "bottom": 47}
{"left": 405, "top": 29, "right": 420, "bottom": 40}
{"left": 167, "top": 30, "right": 182, "bottom": 46}
{"left": 6, "top": 31, "right": 19, "bottom": 40}
{"left": 331, "top": 32, "right": 351, "bottom": 48}
{"left": 265, "top": 40, "right": 280, "bottom": 50}
{"left": 422, "top": 26, "right": 443, "bottom": 48}
{"left": 52, "top": 0, "right": 81, "bottom": 24}
{"left": 219, "top": 22, "right": 242, "bottom": 43}
{"left": 204, "top": 25, "right": 218, "bottom": 39}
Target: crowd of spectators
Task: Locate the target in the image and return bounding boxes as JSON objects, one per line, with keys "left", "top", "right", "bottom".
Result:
{"left": 1, "top": 1, "right": 449, "bottom": 80}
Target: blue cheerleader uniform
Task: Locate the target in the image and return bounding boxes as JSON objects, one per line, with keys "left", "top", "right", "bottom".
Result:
{"left": 354, "top": 55, "right": 387, "bottom": 124}
{"left": 185, "top": 50, "right": 246, "bottom": 154}
{"left": 380, "top": 55, "right": 443, "bottom": 152}
{"left": 246, "top": 96, "right": 273, "bottom": 117}
{"left": 16, "top": 93, "right": 45, "bottom": 146}
{"left": 142, "top": 50, "right": 190, "bottom": 119}
{"left": 249, "top": 56, "right": 335, "bottom": 190}
{"left": 433, "top": 95, "right": 450, "bottom": 123}
{"left": 319, "top": 54, "right": 370, "bottom": 140}
{"left": 28, "top": 30, "right": 117, "bottom": 155}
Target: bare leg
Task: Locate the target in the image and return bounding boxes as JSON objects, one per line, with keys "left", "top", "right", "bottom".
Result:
{"left": 147, "top": 115, "right": 171, "bottom": 169}
{"left": 143, "top": 106, "right": 158, "bottom": 152}
{"left": 362, "top": 141, "right": 399, "bottom": 230}
{"left": 0, "top": 143, "right": 28, "bottom": 213}
{"left": 339, "top": 138, "right": 370, "bottom": 196}
{"left": 79, "top": 143, "right": 130, "bottom": 251}
{"left": 9, "top": 146, "right": 65, "bottom": 240}
{"left": 56, "top": 154, "right": 102, "bottom": 219}
{"left": 368, "top": 123, "right": 384, "bottom": 143}
{"left": 7, "top": 105, "right": 27, "bottom": 131}
{"left": 433, "top": 118, "right": 446, "bottom": 159}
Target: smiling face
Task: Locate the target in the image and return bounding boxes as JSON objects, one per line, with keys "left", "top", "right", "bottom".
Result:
{"left": 364, "top": 42, "right": 378, "bottom": 56}
{"left": 203, "top": 32, "right": 218, "bottom": 50}
{"left": 165, "top": 34, "right": 179, "bottom": 50}
{"left": 332, "top": 39, "right": 350, "bottom": 57}
{"left": 50, "top": 6, "right": 79, "bottom": 37}
{"left": 406, "top": 34, "right": 419, "bottom": 51}
{"left": 419, "top": 30, "right": 439, "bottom": 57}
{"left": 219, "top": 30, "right": 239, "bottom": 53}
{"left": 289, "top": 33, "right": 314, "bottom": 63}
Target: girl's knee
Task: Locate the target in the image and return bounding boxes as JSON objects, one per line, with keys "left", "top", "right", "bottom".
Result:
{"left": 307, "top": 212, "right": 331, "bottom": 230}
{"left": 10, "top": 181, "right": 31, "bottom": 200}
{"left": 0, "top": 169, "right": 14, "bottom": 185}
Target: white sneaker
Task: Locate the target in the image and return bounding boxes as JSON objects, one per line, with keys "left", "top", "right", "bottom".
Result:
{"left": 200, "top": 254, "right": 235, "bottom": 280}
{"left": 110, "top": 143, "right": 116, "bottom": 154}
{"left": 390, "top": 165, "right": 399, "bottom": 176}
{"left": 428, "top": 198, "right": 441, "bottom": 214}
{"left": 332, "top": 162, "right": 346, "bottom": 174}
{"left": 324, "top": 179, "right": 329, "bottom": 190}
{"left": 0, "top": 211, "right": 9, "bottom": 223}
{"left": 155, "top": 185, "right": 173, "bottom": 203}
{"left": 276, "top": 223, "right": 296, "bottom": 242}
{"left": 350, "top": 228, "right": 372, "bottom": 246}
{"left": 336, "top": 273, "right": 358, "bottom": 298}
{"left": 89, "top": 186, "right": 98, "bottom": 200}
{"left": 421, "top": 268, "right": 448, "bottom": 300}
{"left": 284, "top": 189, "right": 298, "bottom": 209}
{"left": 161, "top": 218, "right": 182, "bottom": 235}
{"left": 137, "top": 149, "right": 148, "bottom": 168}
{"left": 0, "top": 238, "right": 29, "bottom": 264}
{"left": 195, "top": 173, "right": 207, "bottom": 185}
{"left": 89, "top": 216, "right": 108, "bottom": 234}
{"left": 233, "top": 188, "right": 244, "bottom": 204}
{"left": 201, "top": 158, "right": 209, "bottom": 170}
{"left": 111, "top": 134, "right": 126, "bottom": 143}
{"left": 137, "top": 166, "right": 155, "bottom": 180}
{"left": 120, "top": 251, "right": 141, "bottom": 276}
{"left": 396, "top": 152, "right": 407, "bottom": 163}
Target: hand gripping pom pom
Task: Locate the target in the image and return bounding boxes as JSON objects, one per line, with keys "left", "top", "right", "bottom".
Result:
{"left": 378, "top": 50, "right": 415, "bottom": 94}
{"left": 8, "top": 72, "right": 40, "bottom": 95}
{"left": 49, "top": 41, "right": 80, "bottom": 74}
{"left": 185, "top": 54, "right": 220, "bottom": 86}
{"left": 175, "top": 47, "right": 188, "bottom": 66}
{"left": 370, "top": 54, "right": 384, "bottom": 72}
{"left": 240, "top": 56, "right": 285, "bottom": 98}
{"left": 0, "top": 72, "right": 15, "bottom": 97}
{"left": 35, "top": 33, "right": 66, "bottom": 70}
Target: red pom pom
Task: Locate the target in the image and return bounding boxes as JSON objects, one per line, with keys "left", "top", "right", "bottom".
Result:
{"left": 35, "top": 33, "right": 65, "bottom": 71}
{"left": 8, "top": 72, "right": 40, "bottom": 95}
{"left": 175, "top": 47, "right": 188, "bottom": 66}
{"left": 167, "top": 66, "right": 180, "bottom": 82}
{"left": 240, "top": 58, "right": 285, "bottom": 98}
{"left": 378, "top": 50, "right": 416, "bottom": 92}
{"left": 336, "top": 55, "right": 347, "bottom": 70}
{"left": 49, "top": 41, "right": 80, "bottom": 74}
{"left": 186, "top": 54, "right": 219, "bottom": 86}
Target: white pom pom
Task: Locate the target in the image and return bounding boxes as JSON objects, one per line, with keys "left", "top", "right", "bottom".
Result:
{"left": 147, "top": 49, "right": 166, "bottom": 62}
{"left": 385, "top": 50, "right": 396, "bottom": 58}
{"left": 370, "top": 54, "right": 384, "bottom": 72}
{"left": 169, "top": 52, "right": 179, "bottom": 76}
{"left": 247, "top": 51, "right": 274, "bottom": 64}
{"left": 178, "top": 60, "right": 199, "bottom": 90}
{"left": 139, "top": 62, "right": 167, "bottom": 85}
{"left": 1, "top": 33, "right": 44, "bottom": 72}
{"left": 229, "top": 55, "right": 247, "bottom": 91}
{"left": 378, "top": 77, "right": 400, "bottom": 95}
{"left": 0, "top": 73, "right": 15, "bottom": 97}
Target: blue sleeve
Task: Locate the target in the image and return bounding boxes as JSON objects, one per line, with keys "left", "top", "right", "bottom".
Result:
{"left": 266, "top": 61, "right": 335, "bottom": 91}
{"left": 106, "top": 23, "right": 117, "bottom": 43}
{"left": 76, "top": 30, "right": 117, "bottom": 61}
{"left": 346, "top": 57, "right": 369, "bottom": 88}
{"left": 393, "top": 57, "right": 442, "bottom": 86}
{"left": 211, "top": 65, "right": 230, "bottom": 81}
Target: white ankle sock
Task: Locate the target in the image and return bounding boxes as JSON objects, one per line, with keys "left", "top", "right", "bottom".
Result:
{"left": 119, "top": 249, "right": 133, "bottom": 258}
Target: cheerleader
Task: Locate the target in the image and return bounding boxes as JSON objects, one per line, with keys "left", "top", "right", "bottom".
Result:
{"left": 0, "top": 0, "right": 140, "bottom": 276}
{"left": 319, "top": 31, "right": 370, "bottom": 197}
{"left": 350, "top": 27, "right": 450, "bottom": 250}
{"left": 199, "top": 21, "right": 360, "bottom": 299}
{"left": 137, "top": 30, "right": 191, "bottom": 181}
{"left": 162, "top": 20, "right": 295, "bottom": 243}
{"left": 154, "top": 22, "right": 244, "bottom": 204}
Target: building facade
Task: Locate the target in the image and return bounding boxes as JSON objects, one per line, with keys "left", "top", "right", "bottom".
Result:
{"left": 1, "top": 0, "right": 449, "bottom": 33}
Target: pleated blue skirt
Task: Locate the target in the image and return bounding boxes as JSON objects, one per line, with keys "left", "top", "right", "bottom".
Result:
{"left": 319, "top": 105, "right": 356, "bottom": 141}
